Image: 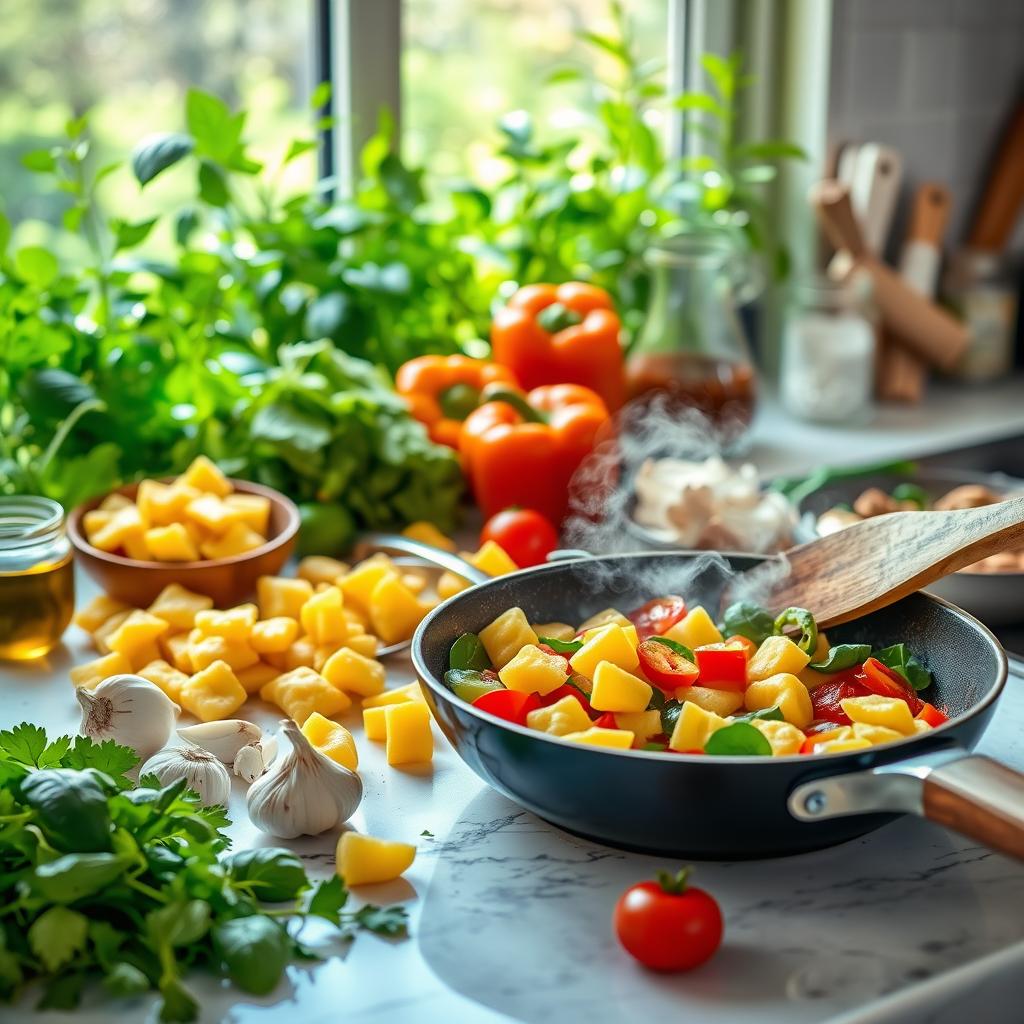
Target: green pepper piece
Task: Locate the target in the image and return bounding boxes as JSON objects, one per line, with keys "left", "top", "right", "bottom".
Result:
{"left": 773, "top": 606, "right": 818, "bottom": 655}
{"left": 444, "top": 669, "right": 504, "bottom": 703}
{"left": 449, "top": 632, "right": 492, "bottom": 672}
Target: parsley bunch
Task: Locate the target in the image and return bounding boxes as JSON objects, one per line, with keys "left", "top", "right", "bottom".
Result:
{"left": 0, "top": 724, "right": 407, "bottom": 1021}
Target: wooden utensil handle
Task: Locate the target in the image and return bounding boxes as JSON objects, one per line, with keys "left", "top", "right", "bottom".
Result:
{"left": 923, "top": 756, "right": 1024, "bottom": 861}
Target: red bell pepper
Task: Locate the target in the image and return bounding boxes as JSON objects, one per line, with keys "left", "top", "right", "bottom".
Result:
{"left": 810, "top": 673, "right": 872, "bottom": 725}
{"left": 593, "top": 713, "right": 618, "bottom": 730}
{"left": 541, "top": 682, "right": 593, "bottom": 715}
{"left": 694, "top": 642, "right": 748, "bottom": 691}
{"left": 915, "top": 701, "right": 949, "bottom": 728}
{"left": 862, "top": 658, "right": 924, "bottom": 715}
{"left": 472, "top": 689, "right": 542, "bottom": 726}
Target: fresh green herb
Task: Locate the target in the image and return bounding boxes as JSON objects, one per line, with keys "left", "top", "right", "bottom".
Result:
{"left": 873, "top": 643, "right": 933, "bottom": 691}
{"left": 538, "top": 636, "right": 584, "bottom": 655}
{"left": 660, "top": 700, "right": 683, "bottom": 737}
{"left": 448, "top": 632, "right": 492, "bottom": 672}
{"left": 769, "top": 460, "right": 919, "bottom": 506}
{"left": 720, "top": 601, "right": 775, "bottom": 646}
{"left": 891, "top": 483, "right": 931, "bottom": 509}
{"left": 730, "top": 706, "right": 785, "bottom": 724}
{"left": 773, "top": 607, "right": 818, "bottom": 656}
{"left": 0, "top": 727, "right": 407, "bottom": 1021}
{"left": 809, "top": 644, "right": 871, "bottom": 673}
{"left": 646, "top": 636, "right": 695, "bottom": 662}
{"left": 642, "top": 742, "right": 668, "bottom": 752}
{"left": 703, "top": 722, "right": 773, "bottom": 756}
{"left": 420, "top": 829, "right": 434, "bottom": 838}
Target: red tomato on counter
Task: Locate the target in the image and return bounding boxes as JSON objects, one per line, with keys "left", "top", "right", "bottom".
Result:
{"left": 480, "top": 508, "right": 559, "bottom": 568}
{"left": 614, "top": 868, "right": 723, "bottom": 972}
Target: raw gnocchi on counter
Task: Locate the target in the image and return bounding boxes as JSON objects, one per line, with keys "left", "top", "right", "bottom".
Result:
{"left": 443, "top": 595, "right": 949, "bottom": 756}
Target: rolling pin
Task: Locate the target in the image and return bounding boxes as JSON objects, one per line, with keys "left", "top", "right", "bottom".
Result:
{"left": 878, "top": 182, "right": 953, "bottom": 402}
{"left": 809, "top": 180, "right": 969, "bottom": 370}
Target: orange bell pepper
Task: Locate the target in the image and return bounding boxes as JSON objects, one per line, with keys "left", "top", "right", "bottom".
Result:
{"left": 459, "top": 383, "right": 609, "bottom": 525}
{"left": 491, "top": 282, "right": 625, "bottom": 411}
{"left": 396, "top": 355, "right": 517, "bottom": 448}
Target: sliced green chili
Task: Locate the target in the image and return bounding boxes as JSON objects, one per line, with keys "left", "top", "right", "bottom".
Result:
{"left": 773, "top": 606, "right": 818, "bottom": 655}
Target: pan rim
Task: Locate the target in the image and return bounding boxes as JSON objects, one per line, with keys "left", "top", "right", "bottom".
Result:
{"left": 411, "top": 550, "right": 1009, "bottom": 766}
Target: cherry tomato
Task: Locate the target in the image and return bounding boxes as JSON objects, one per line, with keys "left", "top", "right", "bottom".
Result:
{"left": 915, "top": 701, "right": 949, "bottom": 728}
{"left": 471, "top": 689, "right": 541, "bottom": 726}
{"left": 627, "top": 596, "right": 687, "bottom": 641}
{"left": 480, "top": 508, "right": 559, "bottom": 568}
{"left": 861, "top": 658, "right": 924, "bottom": 715}
{"left": 693, "top": 642, "right": 749, "bottom": 691}
{"left": 637, "top": 638, "right": 700, "bottom": 692}
{"left": 614, "top": 868, "right": 723, "bottom": 972}
{"left": 810, "top": 675, "right": 872, "bottom": 725}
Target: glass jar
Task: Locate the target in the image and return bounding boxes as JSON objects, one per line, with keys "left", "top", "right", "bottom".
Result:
{"left": 780, "top": 271, "right": 877, "bottom": 424}
{"left": 626, "top": 232, "right": 762, "bottom": 454}
{"left": 0, "top": 497, "right": 75, "bottom": 660}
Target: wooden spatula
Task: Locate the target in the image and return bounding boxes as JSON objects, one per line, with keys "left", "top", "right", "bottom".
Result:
{"left": 730, "top": 494, "right": 1024, "bottom": 627}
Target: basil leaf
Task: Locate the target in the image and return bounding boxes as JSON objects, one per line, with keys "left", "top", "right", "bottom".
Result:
{"left": 731, "top": 706, "right": 784, "bottom": 723}
{"left": 213, "top": 916, "right": 291, "bottom": 996}
{"left": 29, "top": 853, "right": 127, "bottom": 903}
{"left": 873, "top": 643, "right": 933, "bottom": 691}
{"left": 720, "top": 601, "right": 774, "bottom": 645}
{"left": 539, "top": 636, "right": 583, "bottom": 655}
{"left": 660, "top": 700, "right": 683, "bottom": 737}
{"left": 704, "top": 722, "right": 773, "bottom": 756}
{"left": 227, "top": 848, "right": 308, "bottom": 901}
{"left": 146, "top": 900, "right": 210, "bottom": 948}
{"left": 646, "top": 636, "right": 695, "bottom": 662}
{"left": 773, "top": 606, "right": 818, "bottom": 655}
{"left": 20, "top": 770, "right": 112, "bottom": 853}
{"left": 809, "top": 643, "right": 870, "bottom": 673}
{"left": 449, "top": 632, "right": 492, "bottom": 671}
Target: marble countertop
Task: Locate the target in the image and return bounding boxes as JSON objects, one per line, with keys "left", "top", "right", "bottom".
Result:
{"left": 3, "top": 573, "right": 1024, "bottom": 1024}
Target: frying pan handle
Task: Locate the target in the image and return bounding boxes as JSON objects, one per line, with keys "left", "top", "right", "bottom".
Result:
{"left": 352, "top": 533, "right": 490, "bottom": 586}
{"left": 789, "top": 753, "right": 1024, "bottom": 862}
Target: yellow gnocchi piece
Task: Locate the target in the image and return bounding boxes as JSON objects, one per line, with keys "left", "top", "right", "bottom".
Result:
{"left": 250, "top": 616, "right": 300, "bottom": 654}
{"left": 362, "top": 705, "right": 389, "bottom": 741}
{"left": 590, "top": 661, "right": 651, "bottom": 713}
{"left": 194, "top": 604, "right": 258, "bottom": 642}
{"left": 73, "top": 594, "right": 130, "bottom": 634}
{"left": 851, "top": 722, "right": 906, "bottom": 746}
{"left": 180, "top": 454, "right": 233, "bottom": 497}
{"left": 88, "top": 505, "right": 146, "bottom": 555}
{"left": 669, "top": 702, "right": 729, "bottom": 752}
{"left": 751, "top": 718, "right": 805, "bottom": 756}
{"left": 479, "top": 607, "right": 538, "bottom": 669}
{"left": 345, "top": 633, "right": 380, "bottom": 659}
{"left": 498, "top": 644, "right": 569, "bottom": 697}
{"left": 82, "top": 509, "right": 112, "bottom": 540}
{"left": 69, "top": 651, "right": 132, "bottom": 689}
{"left": 93, "top": 610, "right": 132, "bottom": 653}
{"left": 562, "top": 727, "right": 635, "bottom": 750}
{"left": 679, "top": 685, "right": 744, "bottom": 717}
{"left": 663, "top": 606, "right": 722, "bottom": 650}
{"left": 137, "top": 659, "right": 190, "bottom": 702}
{"left": 337, "top": 555, "right": 396, "bottom": 613}
{"left": 161, "top": 632, "right": 194, "bottom": 674}
{"left": 840, "top": 695, "right": 915, "bottom": 735}
{"left": 580, "top": 622, "right": 639, "bottom": 648}
{"left": 147, "top": 583, "right": 214, "bottom": 631}
{"left": 257, "top": 575, "right": 313, "bottom": 620}
{"left": 98, "top": 492, "right": 133, "bottom": 512}
{"left": 815, "top": 737, "right": 872, "bottom": 754}
{"left": 301, "top": 712, "right": 359, "bottom": 770}
{"left": 199, "top": 521, "right": 266, "bottom": 560}
{"left": 577, "top": 608, "right": 631, "bottom": 632}
{"left": 187, "top": 630, "right": 259, "bottom": 673}
{"left": 300, "top": 586, "right": 349, "bottom": 646}
{"left": 568, "top": 624, "right": 638, "bottom": 679}
{"left": 179, "top": 660, "right": 247, "bottom": 722}
{"left": 471, "top": 540, "right": 519, "bottom": 576}
{"left": 235, "top": 661, "right": 280, "bottom": 696}
{"left": 322, "top": 647, "right": 386, "bottom": 697}
{"left": 368, "top": 574, "right": 429, "bottom": 645}
{"left": 336, "top": 832, "right": 416, "bottom": 887}
{"left": 526, "top": 695, "right": 592, "bottom": 736}
{"left": 222, "top": 492, "right": 271, "bottom": 534}
{"left": 185, "top": 494, "right": 243, "bottom": 535}
{"left": 296, "top": 555, "right": 350, "bottom": 587}
{"left": 402, "top": 520, "right": 456, "bottom": 551}
{"left": 361, "top": 682, "right": 425, "bottom": 708}
{"left": 613, "top": 710, "right": 662, "bottom": 742}
{"left": 260, "top": 666, "right": 351, "bottom": 723}
{"left": 530, "top": 621, "right": 575, "bottom": 642}
{"left": 144, "top": 523, "right": 199, "bottom": 562}
{"left": 744, "top": 672, "right": 813, "bottom": 729}
{"left": 384, "top": 700, "right": 433, "bottom": 765}
{"left": 746, "top": 635, "right": 811, "bottom": 681}
{"left": 106, "top": 610, "right": 170, "bottom": 663}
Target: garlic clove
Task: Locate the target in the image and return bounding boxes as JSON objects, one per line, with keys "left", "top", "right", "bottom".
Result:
{"left": 140, "top": 745, "right": 231, "bottom": 806}
{"left": 260, "top": 733, "right": 279, "bottom": 767}
{"left": 232, "top": 733, "right": 281, "bottom": 784}
{"left": 77, "top": 673, "right": 179, "bottom": 761}
{"left": 178, "top": 720, "right": 262, "bottom": 764}
{"left": 246, "top": 719, "right": 362, "bottom": 838}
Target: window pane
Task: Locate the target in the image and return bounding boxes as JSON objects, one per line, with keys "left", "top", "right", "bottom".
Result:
{"left": 404, "top": 0, "right": 668, "bottom": 181}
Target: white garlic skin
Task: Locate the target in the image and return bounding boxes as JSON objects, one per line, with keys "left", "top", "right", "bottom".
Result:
{"left": 178, "top": 719, "right": 262, "bottom": 763}
{"left": 76, "top": 674, "right": 178, "bottom": 760}
{"left": 140, "top": 745, "right": 231, "bottom": 806}
{"left": 233, "top": 744, "right": 265, "bottom": 784}
{"left": 246, "top": 720, "right": 362, "bottom": 838}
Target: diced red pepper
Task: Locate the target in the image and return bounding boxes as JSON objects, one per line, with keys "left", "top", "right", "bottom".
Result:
{"left": 862, "top": 657, "right": 924, "bottom": 715}
{"left": 627, "top": 596, "right": 687, "bottom": 641}
{"left": 541, "top": 682, "right": 593, "bottom": 714}
{"left": 915, "top": 701, "right": 949, "bottom": 728}
{"left": 637, "top": 638, "right": 700, "bottom": 692}
{"left": 694, "top": 643, "right": 748, "bottom": 691}
{"left": 810, "top": 674, "right": 872, "bottom": 725}
{"left": 726, "top": 634, "right": 757, "bottom": 657}
{"left": 593, "top": 713, "right": 618, "bottom": 730}
{"left": 472, "top": 689, "right": 542, "bottom": 726}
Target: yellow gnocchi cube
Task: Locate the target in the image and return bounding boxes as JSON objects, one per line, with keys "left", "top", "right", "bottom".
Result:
{"left": 590, "top": 661, "right": 652, "bottom": 712}
{"left": 250, "top": 617, "right": 300, "bottom": 654}
{"left": 337, "top": 555, "right": 396, "bottom": 613}
{"left": 744, "top": 672, "right": 813, "bottom": 729}
{"left": 194, "top": 604, "right": 258, "bottom": 642}
{"left": 82, "top": 509, "right": 112, "bottom": 540}
{"left": 401, "top": 520, "right": 456, "bottom": 551}
{"left": 751, "top": 719, "right": 805, "bottom": 756}
{"left": 179, "top": 660, "right": 247, "bottom": 722}
{"left": 322, "top": 647, "right": 385, "bottom": 697}
{"left": 336, "top": 831, "right": 416, "bottom": 887}
{"left": 98, "top": 492, "right": 133, "bottom": 512}
{"left": 187, "top": 630, "right": 259, "bottom": 673}
{"left": 160, "top": 632, "right": 194, "bottom": 673}
{"left": 301, "top": 712, "right": 358, "bottom": 770}
{"left": 471, "top": 540, "right": 519, "bottom": 576}
{"left": 69, "top": 651, "right": 132, "bottom": 689}
{"left": 568, "top": 624, "right": 639, "bottom": 679}
{"left": 185, "top": 493, "right": 243, "bottom": 535}
{"left": 257, "top": 575, "right": 314, "bottom": 620}
{"left": 912, "top": 719, "right": 933, "bottom": 734}
{"left": 562, "top": 727, "right": 634, "bottom": 750}
{"left": 267, "top": 637, "right": 317, "bottom": 672}
{"left": 223, "top": 492, "right": 271, "bottom": 535}
{"left": 127, "top": 641, "right": 163, "bottom": 672}
{"left": 369, "top": 574, "right": 429, "bottom": 645}
{"left": 663, "top": 606, "right": 722, "bottom": 650}
{"left": 89, "top": 505, "right": 146, "bottom": 554}
{"left": 361, "top": 682, "right": 425, "bottom": 708}
{"left": 180, "top": 454, "right": 232, "bottom": 497}
{"left": 577, "top": 608, "right": 631, "bottom": 632}
{"left": 580, "top": 622, "right": 639, "bottom": 648}
{"left": 669, "top": 702, "right": 728, "bottom": 752}
{"left": 530, "top": 621, "right": 576, "bottom": 642}
{"left": 345, "top": 633, "right": 380, "bottom": 659}
{"left": 680, "top": 685, "right": 744, "bottom": 717}
{"left": 479, "top": 607, "right": 538, "bottom": 669}
{"left": 143, "top": 521, "right": 198, "bottom": 564}
{"left": 613, "top": 710, "right": 663, "bottom": 742}
{"left": 136, "top": 479, "right": 174, "bottom": 527}
{"left": 147, "top": 583, "right": 214, "bottom": 631}
{"left": 300, "top": 586, "right": 349, "bottom": 646}
{"left": 235, "top": 661, "right": 280, "bottom": 696}
{"left": 851, "top": 722, "right": 906, "bottom": 746}
{"left": 73, "top": 594, "right": 130, "bottom": 634}
{"left": 296, "top": 555, "right": 350, "bottom": 587}
{"left": 200, "top": 522, "right": 266, "bottom": 560}
{"left": 384, "top": 700, "right": 433, "bottom": 765}
{"left": 106, "top": 610, "right": 170, "bottom": 663}
{"left": 815, "top": 737, "right": 872, "bottom": 754}
{"left": 436, "top": 569, "right": 471, "bottom": 600}
{"left": 498, "top": 644, "right": 569, "bottom": 697}
{"left": 93, "top": 610, "right": 133, "bottom": 653}
{"left": 401, "top": 571, "right": 428, "bottom": 595}
{"left": 807, "top": 726, "right": 853, "bottom": 750}
{"left": 260, "top": 667, "right": 351, "bottom": 723}
{"left": 746, "top": 635, "right": 811, "bottom": 681}
{"left": 840, "top": 695, "right": 915, "bottom": 735}
{"left": 526, "top": 695, "right": 593, "bottom": 736}
{"left": 137, "top": 659, "right": 189, "bottom": 702}
{"left": 362, "top": 705, "right": 389, "bottom": 741}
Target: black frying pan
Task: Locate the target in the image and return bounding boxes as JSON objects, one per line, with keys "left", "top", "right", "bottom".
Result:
{"left": 400, "top": 546, "right": 1023, "bottom": 860}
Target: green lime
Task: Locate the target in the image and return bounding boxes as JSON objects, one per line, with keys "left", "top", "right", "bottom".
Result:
{"left": 297, "top": 501, "right": 356, "bottom": 557}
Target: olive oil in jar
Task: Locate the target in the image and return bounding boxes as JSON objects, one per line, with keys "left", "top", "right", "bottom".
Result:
{"left": 0, "top": 498, "right": 75, "bottom": 660}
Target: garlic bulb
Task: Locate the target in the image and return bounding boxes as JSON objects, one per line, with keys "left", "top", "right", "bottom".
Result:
{"left": 140, "top": 745, "right": 231, "bottom": 806}
{"left": 76, "top": 674, "right": 178, "bottom": 760}
{"left": 247, "top": 720, "right": 361, "bottom": 837}
{"left": 178, "top": 720, "right": 262, "bottom": 763}
{"left": 233, "top": 734, "right": 279, "bottom": 784}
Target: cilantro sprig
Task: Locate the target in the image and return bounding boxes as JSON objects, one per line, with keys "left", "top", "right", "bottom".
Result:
{"left": 0, "top": 726, "right": 407, "bottom": 1021}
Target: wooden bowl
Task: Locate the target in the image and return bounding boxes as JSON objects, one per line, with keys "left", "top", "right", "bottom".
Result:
{"left": 68, "top": 479, "right": 299, "bottom": 607}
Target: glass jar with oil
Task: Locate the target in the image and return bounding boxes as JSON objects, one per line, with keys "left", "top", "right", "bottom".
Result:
{"left": 0, "top": 497, "right": 75, "bottom": 660}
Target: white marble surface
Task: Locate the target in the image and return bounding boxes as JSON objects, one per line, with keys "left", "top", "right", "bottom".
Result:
{"left": 2, "top": 572, "right": 1024, "bottom": 1024}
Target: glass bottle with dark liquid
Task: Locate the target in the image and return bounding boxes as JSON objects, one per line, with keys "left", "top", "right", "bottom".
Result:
{"left": 626, "top": 234, "right": 761, "bottom": 454}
